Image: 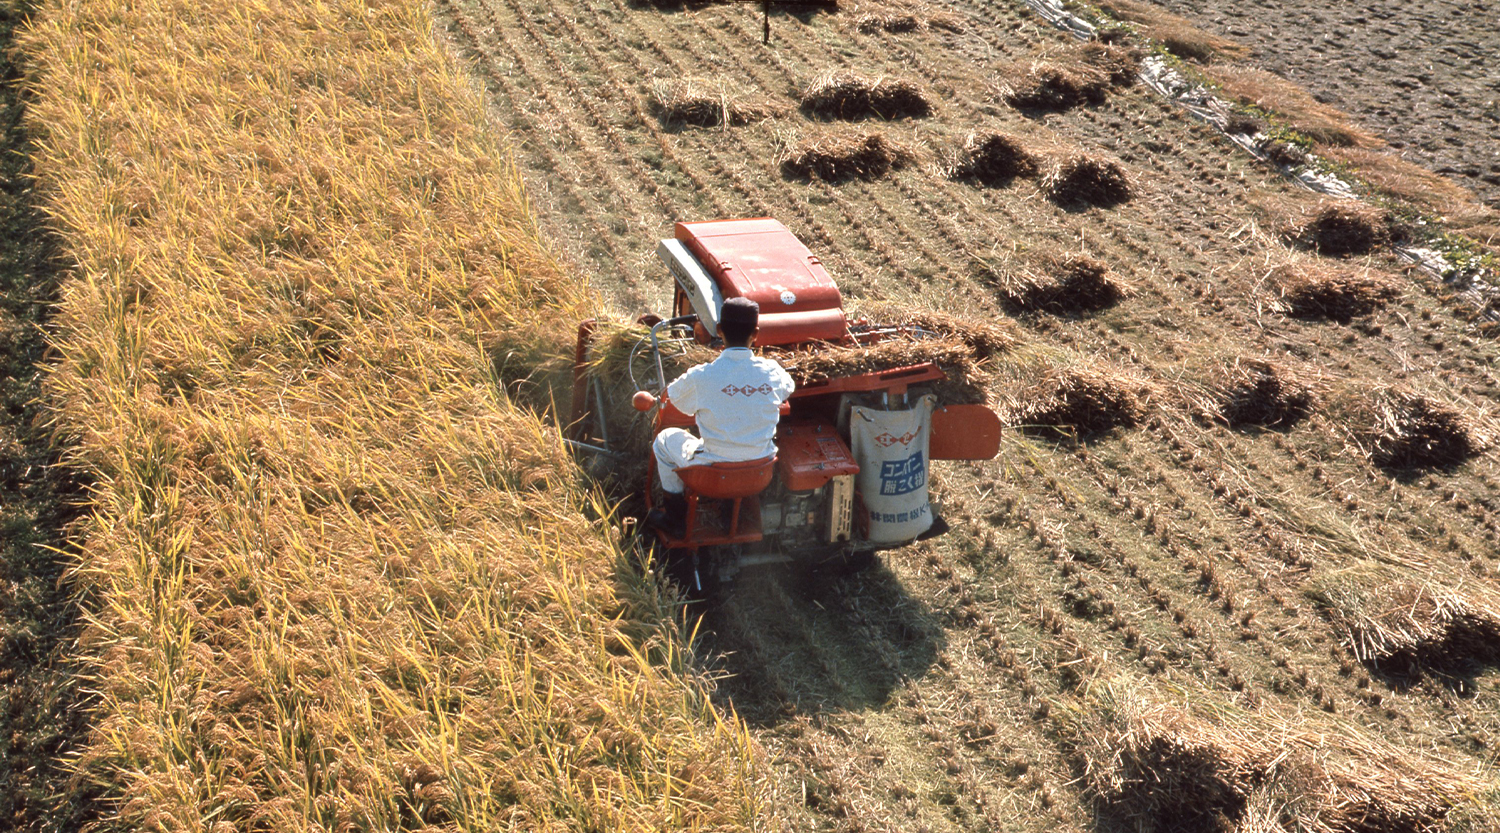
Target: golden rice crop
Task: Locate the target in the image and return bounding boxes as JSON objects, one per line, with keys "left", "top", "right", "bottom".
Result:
{"left": 21, "top": 0, "right": 771, "bottom": 828}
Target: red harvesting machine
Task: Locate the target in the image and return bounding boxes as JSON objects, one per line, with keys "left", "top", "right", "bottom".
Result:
{"left": 569, "top": 218, "right": 1001, "bottom": 592}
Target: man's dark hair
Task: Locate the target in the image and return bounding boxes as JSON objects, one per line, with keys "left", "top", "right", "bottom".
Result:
{"left": 719, "top": 297, "right": 759, "bottom": 346}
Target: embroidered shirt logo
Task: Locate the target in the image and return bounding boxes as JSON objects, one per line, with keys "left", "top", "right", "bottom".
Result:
{"left": 722, "top": 383, "right": 774, "bottom": 397}
{"left": 874, "top": 430, "right": 920, "bottom": 448}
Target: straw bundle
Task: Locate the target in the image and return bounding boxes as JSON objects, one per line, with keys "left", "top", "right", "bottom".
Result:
{"left": 801, "top": 71, "right": 932, "bottom": 120}
{"left": 773, "top": 335, "right": 992, "bottom": 404}
{"left": 980, "top": 251, "right": 1130, "bottom": 314}
{"left": 780, "top": 132, "right": 915, "bottom": 183}
{"left": 1043, "top": 153, "right": 1135, "bottom": 207}
{"left": 1346, "top": 387, "right": 1491, "bottom": 470}
{"left": 1295, "top": 200, "right": 1389, "bottom": 257}
{"left": 649, "top": 78, "right": 781, "bottom": 128}
{"left": 1202, "top": 359, "right": 1317, "bottom": 427}
{"left": 951, "top": 131, "right": 1040, "bottom": 186}
{"left": 1266, "top": 262, "right": 1400, "bottom": 321}
{"left": 858, "top": 300, "right": 1020, "bottom": 358}
{"left": 1012, "top": 363, "right": 1153, "bottom": 435}
{"left": 852, "top": 0, "right": 962, "bottom": 33}
{"left": 1074, "top": 685, "right": 1486, "bottom": 833}
{"left": 1000, "top": 61, "right": 1110, "bottom": 111}
{"left": 1079, "top": 42, "right": 1143, "bottom": 86}
{"left": 1325, "top": 580, "right": 1500, "bottom": 670}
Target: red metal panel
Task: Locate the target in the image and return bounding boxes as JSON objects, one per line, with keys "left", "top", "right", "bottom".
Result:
{"left": 674, "top": 218, "right": 847, "bottom": 345}
{"left": 930, "top": 403, "right": 1002, "bottom": 460}
{"left": 777, "top": 422, "right": 860, "bottom": 491}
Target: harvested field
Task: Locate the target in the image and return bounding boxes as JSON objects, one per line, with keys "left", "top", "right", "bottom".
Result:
{"left": 1204, "top": 65, "right": 1383, "bottom": 149}
{"left": 1073, "top": 683, "right": 1485, "bottom": 833}
{"left": 1078, "top": 42, "right": 1143, "bottom": 86}
{"left": 1314, "top": 570, "right": 1500, "bottom": 675}
{"left": 780, "top": 131, "right": 915, "bottom": 182}
{"left": 1092, "top": 0, "right": 1250, "bottom": 63}
{"left": 1151, "top": 0, "right": 1500, "bottom": 207}
{"left": 429, "top": 0, "right": 1500, "bottom": 825}
{"left": 801, "top": 71, "right": 932, "bottom": 120}
{"left": 1006, "top": 361, "right": 1154, "bottom": 435}
{"left": 1195, "top": 358, "right": 1317, "bottom": 428}
{"left": 1042, "top": 152, "right": 1135, "bottom": 207}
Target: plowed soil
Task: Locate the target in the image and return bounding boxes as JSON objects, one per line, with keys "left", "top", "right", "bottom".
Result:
{"left": 1155, "top": 0, "right": 1500, "bottom": 207}
{"left": 434, "top": 0, "right": 1500, "bottom": 829}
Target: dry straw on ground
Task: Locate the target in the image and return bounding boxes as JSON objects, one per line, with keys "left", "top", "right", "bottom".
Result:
{"left": 780, "top": 132, "right": 916, "bottom": 182}
{"left": 999, "top": 61, "right": 1110, "bottom": 111}
{"left": 1312, "top": 570, "right": 1500, "bottom": 673}
{"left": 801, "top": 71, "right": 932, "bottom": 120}
{"left": 950, "top": 131, "right": 1040, "bottom": 186}
{"left": 23, "top": 0, "right": 771, "bottom": 828}
{"left": 1323, "top": 146, "right": 1500, "bottom": 244}
{"left": 1204, "top": 65, "right": 1383, "bottom": 149}
{"left": 1043, "top": 152, "right": 1135, "bottom": 207}
{"left": 1194, "top": 358, "right": 1318, "bottom": 427}
{"left": 1078, "top": 42, "right": 1143, "bottom": 86}
{"left": 852, "top": 1, "right": 963, "bottom": 33}
{"left": 1004, "top": 360, "right": 1154, "bottom": 435}
{"left": 1068, "top": 681, "right": 1488, "bottom": 833}
{"left": 1092, "top": 0, "right": 1250, "bottom": 63}
{"left": 649, "top": 77, "right": 781, "bottom": 128}
{"left": 1340, "top": 386, "right": 1493, "bottom": 470}
{"left": 978, "top": 250, "right": 1131, "bottom": 313}
{"left": 1293, "top": 200, "right": 1391, "bottom": 256}
{"left": 1264, "top": 261, "right": 1400, "bottom": 320}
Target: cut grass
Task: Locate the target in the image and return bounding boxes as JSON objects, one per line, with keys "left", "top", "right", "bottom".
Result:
{"left": 22, "top": 0, "right": 771, "bottom": 828}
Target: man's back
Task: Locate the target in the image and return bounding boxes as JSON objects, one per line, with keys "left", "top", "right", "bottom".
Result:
{"left": 666, "top": 346, "right": 794, "bottom": 462}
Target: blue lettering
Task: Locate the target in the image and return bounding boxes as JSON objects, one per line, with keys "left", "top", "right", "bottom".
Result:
{"left": 879, "top": 451, "right": 927, "bottom": 496}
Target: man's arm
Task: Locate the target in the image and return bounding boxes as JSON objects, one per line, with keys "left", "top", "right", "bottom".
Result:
{"left": 666, "top": 365, "right": 702, "bottom": 414}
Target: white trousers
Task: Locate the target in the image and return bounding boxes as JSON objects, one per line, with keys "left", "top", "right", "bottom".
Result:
{"left": 653, "top": 428, "right": 724, "bottom": 494}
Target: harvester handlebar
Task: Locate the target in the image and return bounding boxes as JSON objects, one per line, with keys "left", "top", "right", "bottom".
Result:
{"left": 649, "top": 314, "right": 699, "bottom": 391}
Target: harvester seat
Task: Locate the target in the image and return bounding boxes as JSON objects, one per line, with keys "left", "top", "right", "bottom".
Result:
{"left": 674, "top": 456, "right": 775, "bottom": 542}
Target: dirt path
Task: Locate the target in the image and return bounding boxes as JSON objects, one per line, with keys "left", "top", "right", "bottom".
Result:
{"left": 1154, "top": 0, "right": 1500, "bottom": 207}
{"left": 435, "top": 0, "right": 1500, "bottom": 827}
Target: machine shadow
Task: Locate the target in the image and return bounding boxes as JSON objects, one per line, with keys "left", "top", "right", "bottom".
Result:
{"left": 693, "top": 558, "right": 945, "bottom": 728}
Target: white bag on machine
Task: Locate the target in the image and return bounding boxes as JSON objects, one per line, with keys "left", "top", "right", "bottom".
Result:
{"left": 849, "top": 396, "right": 935, "bottom": 543}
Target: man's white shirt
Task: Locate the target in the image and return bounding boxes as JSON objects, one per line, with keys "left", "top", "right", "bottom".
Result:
{"left": 666, "top": 347, "right": 795, "bottom": 461}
